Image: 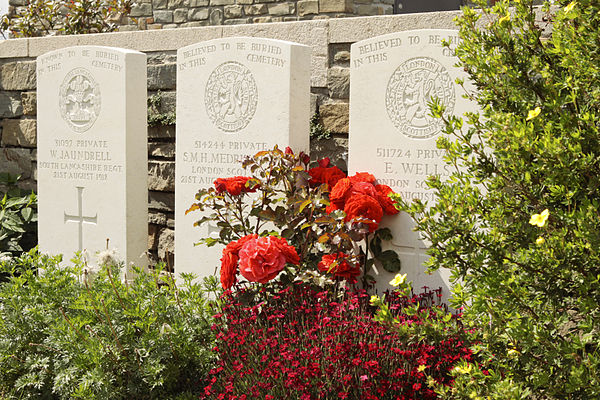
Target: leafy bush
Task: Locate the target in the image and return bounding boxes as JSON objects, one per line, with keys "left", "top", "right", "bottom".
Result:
{"left": 397, "top": 0, "right": 600, "bottom": 397}
{"left": 0, "top": 173, "right": 37, "bottom": 259}
{"left": 203, "top": 282, "right": 472, "bottom": 400}
{"left": 0, "top": 249, "right": 217, "bottom": 399}
{"left": 1, "top": 0, "right": 131, "bottom": 38}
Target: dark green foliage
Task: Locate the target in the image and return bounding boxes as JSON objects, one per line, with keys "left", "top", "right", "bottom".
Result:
{"left": 396, "top": 1, "right": 600, "bottom": 398}
{"left": 0, "top": 174, "right": 37, "bottom": 258}
{"left": 0, "top": 250, "right": 217, "bottom": 399}
{"left": 148, "top": 91, "right": 176, "bottom": 127}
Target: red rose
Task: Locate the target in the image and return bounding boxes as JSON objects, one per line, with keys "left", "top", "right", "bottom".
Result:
{"left": 214, "top": 176, "right": 258, "bottom": 196}
{"left": 308, "top": 163, "right": 346, "bottom": 189}
{"left": 343, "top": 194, "right": 383, "bottom": 232}
{"left": 220, "top": 234, "right": 258, "bottom": 289}
{"left": 349, "top": 172, "right": 376, "bottom": 184}
{"left": 375, "top": 184, "right": 399, "bottom": 215}
{"left": 318, "top": 252, "right": 361, "bottom": 282}
{"left": 238, "top": 236, "right": 300, "bottom": 284}
{"left": 350, "top": 181, "right": 379, "bottom": 198}
{"left": 329, "top": 177, "right": 353, "bottom": 209}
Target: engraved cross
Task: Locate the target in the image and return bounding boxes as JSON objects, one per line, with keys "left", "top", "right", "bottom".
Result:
{"left": 64, "top": 186, "right": 98, "bottom": 252}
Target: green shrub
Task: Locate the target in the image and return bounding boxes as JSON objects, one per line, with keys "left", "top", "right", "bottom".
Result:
{"left": 1, "top": 0, "right": 131, "bottom": 38}
{"left": 396, "top": 1, "right": 600, "bottom": 398}
{"left": 0, "top": 173, "right": 37, "bottom": 259}
{"left": 0, "top": 249, "right": 217, "bottom": 399}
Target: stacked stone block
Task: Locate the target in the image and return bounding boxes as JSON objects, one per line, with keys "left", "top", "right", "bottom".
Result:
{"left": 122, "top": 0, "right": 392, "bottom": 30}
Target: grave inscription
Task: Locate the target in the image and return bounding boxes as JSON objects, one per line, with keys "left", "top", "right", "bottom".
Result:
{"left": 349, "top": 30, "right": 472, "bottom": 300}
{"left": 37, "top": 46, "right": 148, "bottom": 269}
{"left": 175, "top": 37, "right": 310, "bottom": 280}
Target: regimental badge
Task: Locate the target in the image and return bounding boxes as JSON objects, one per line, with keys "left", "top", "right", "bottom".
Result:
{"left": 59, "top": 68, "right": 101, "bottom": 133}
{"left": 386, "top": 57, "right": 455, "bottom": 139}
{"left": 205, "top": 61, "right": 258, "bottom": 133}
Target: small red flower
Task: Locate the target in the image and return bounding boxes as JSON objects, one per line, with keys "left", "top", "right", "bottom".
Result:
{"left": 214, "top": 176, "right": 258, "bottom": 196}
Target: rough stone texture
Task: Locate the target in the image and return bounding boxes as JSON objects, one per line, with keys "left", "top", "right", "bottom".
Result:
{"left": 154, "top": 10, "right": 174, "bottom": 23}
{"left": 224, "top": 5, "right": 244, "bottom": 18}
{"left": 148, "top": 224, "right": 160, "bottom": 250}
{"left": 244, "top": 4, "right": 268, "bottom": 14}
{"left": 148, "top": 160, "right": 175, "bottom": 191}
{"left": 319, "top": 102, "right": 349, "bottom": 133}
{"left": 0, "top": 61, "right": 36, "bottom": 91}
{"left": 0, "top": 148, "right": 32, "bottom": 179}
{"left": 189, "top": 0, "right": 209, "bottom": 6}
{"left": 148, "top": 63, "right": 177, "bottom": 89}
{"left": 224, "top": 18, "right": 251, "bottom": 24}
{"left": 153, "top": 0, "right": 168, "bottom": 9}
{"left": 174, "top": 8, "right": 188, "bottom": 23}
{"left": 158, "top": 228, "right": 174, "bottom": 264}
{"left": 149, "top": 211, "right": 168, "bottom": 225}
{"left": 327, "top": 66, "right": 349, "bottom": 99}
{"left": 211, "top": 0, "right": 235, "bottom": 5}
{"left": 149, "top": 191, "right": 174, "bottom": 212}
{"left": 209, "top": 8, "right": 224, "bottom": 24}
{"left": 131, "top": 3, "right": 153, "bottom": 16}
{"left": 319, "top": 0, "right": 350, "bottom": 13}
{"left": 148, "top": 125, "right": 176, "bottom": 139}
{"left": 298, "top": 0, "right": 318, "bottom": 15}
{"left": 310, "top": 136, "right": 348, "bottom": 171}
{"left": 334, "top": 49, "right": 350, "bottom": 63}
{"left": 169, "top": 0, "right": 187, "bottom": 7}
{"left": 189, "top": 7, "right": 210, "bottom": 20}
{"left": 148, "top": 142, "right": 175, "bottom": 158}
{"left": 268, "top": 2, "right": 295, "bottom": 15}
{"left": 20, "top": 92, "right": 36, "bottom": 116}
{"left": 1, "top": 118, "right": 36, "bottom": 147}
{"left": 0, "top": 92, "right": 23, "bottom": 118}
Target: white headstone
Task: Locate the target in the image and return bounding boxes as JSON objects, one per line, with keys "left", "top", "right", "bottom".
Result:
{"left": 37, "top": 46, "right": 148, "bottom": 269}
{"left": 175, "top": 37, "right": 310, "bottom": 280}
{"left": 349, "top": 30, "right": 473, "bottom": 301}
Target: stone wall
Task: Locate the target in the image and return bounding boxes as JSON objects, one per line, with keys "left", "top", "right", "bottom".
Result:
{"left": 0, "top": 12, "right": 462, "bottom": 266}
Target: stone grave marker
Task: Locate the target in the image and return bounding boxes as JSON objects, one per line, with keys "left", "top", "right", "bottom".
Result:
{"left": 175, "top": 37, "right": 310, "bottom": 280}
{"left": 37, "top": 46, "right": 148, "bottom": 269}
{"left": 349, "top": 29, "right": 473, "bottom": 301}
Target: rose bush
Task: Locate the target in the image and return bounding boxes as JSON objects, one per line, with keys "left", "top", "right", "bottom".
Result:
{"left": 188, "top": 147, "right": 402, "bottom": 289}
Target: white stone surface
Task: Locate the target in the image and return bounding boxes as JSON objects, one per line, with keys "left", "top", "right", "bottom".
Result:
{"left": 175, "top": 36, "right": 310, "bottom": 280}
{"left": 349, "top": 29, "right": 474, "bottom": 302}
{"left": 37, "top": 46, "right": 148, "bottom": 269}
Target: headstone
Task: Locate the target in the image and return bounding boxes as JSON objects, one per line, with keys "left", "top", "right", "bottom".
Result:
{"left": 175, "top": 37, "right": 310, "bottom": 280}
{"left": 37, "top": 46, "right": 148, "bottom": 269}
{"left": 349, "top": 29, "right": 473, "bottom": 301}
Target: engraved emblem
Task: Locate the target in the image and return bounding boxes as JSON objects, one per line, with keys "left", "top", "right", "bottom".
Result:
{"left": 386, "top": 57, "right": 455, "bottom": 139}
{"left": 205, "top": 61, "right": 258, "bottom": 133}
{"left": 59, "top": 68, "right": 101, "bottom": 133}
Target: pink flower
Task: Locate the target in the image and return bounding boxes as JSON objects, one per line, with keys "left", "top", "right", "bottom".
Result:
{"left": 238, "top": 236, "right": 300, "bottom": 284}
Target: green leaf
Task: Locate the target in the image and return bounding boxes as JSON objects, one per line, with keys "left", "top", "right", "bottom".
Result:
{"left": 377, "top": 250, "right": 401, "bottom": 273}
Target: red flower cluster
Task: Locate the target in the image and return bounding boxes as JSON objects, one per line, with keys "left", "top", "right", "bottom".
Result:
{"left": 318, "top": 252, "right": 361, "bottom": 282}
{"left": 327, "top": 172, "right": 399, "bottom": 232}
{"left": 308, "top": 157, "right": 346, "bottom": 189}
{"left": 213, "top": 176, "right": 258, "bottom": 196}
{"left": 203, "top": 284, "right": 473, "bottom": 399}
{"left": 220, "top": 235, "right": 300, "bottom": 289}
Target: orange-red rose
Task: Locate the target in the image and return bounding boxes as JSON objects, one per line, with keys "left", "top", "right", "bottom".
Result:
{"left": 214, "top": 176, "right": 258, "bottom": 196}
{"left": 343, "top": 194, "right": 383, "bottom": 232}
{"left": 326, "top": 172, "right": 399, "bottom": 231}
{"left": 318, "top": 252, "right": 361, "bottom": 282}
